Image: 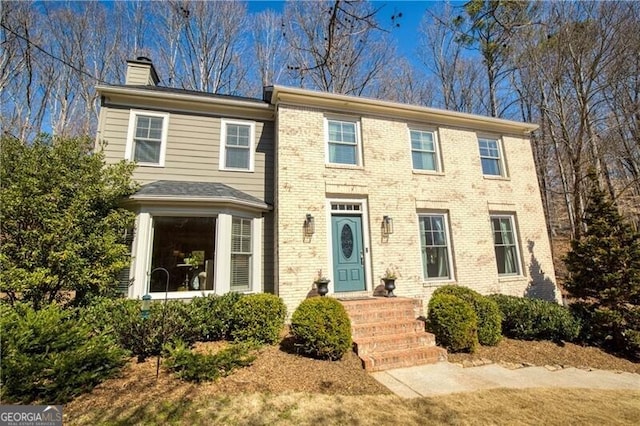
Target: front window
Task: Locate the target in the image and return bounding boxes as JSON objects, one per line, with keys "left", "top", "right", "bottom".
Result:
{"left": 149, "top": 217, "right": 215, "bottom": 292}
{"left": 327, "top": 119, "right": 359, "bottom": 165}
{"left": 419, "top": 214, "right": 452, "bottom": 280}
{"left": 491, "top": 215, "right": 520, "bottom": 275}
{"left": 231, "top": 217, "right": 252, "bottom": 291}
{"left": 220, "top": 120, "right": 255, "bottom": 171}
{"left": 126, "top": 110, "right": 169, "bottom": 166}
{"left": 410, "top": 129, "right": 438, "bottom": 171}
{"left": 478, "top": 137, "right": 503, "bottom": 176}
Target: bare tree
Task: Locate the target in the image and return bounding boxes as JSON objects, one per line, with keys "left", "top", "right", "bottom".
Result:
{"left": 155, "top": 0, "right": 248, "bottom": 94}
{"left": 417, "top": 2, "right": 484, "bottom": 113}
{"left": 251, "top": 10, "right": 289, "bottom": 89}
{"left": 283, "top": 0, "right": 394, "bottom": 96}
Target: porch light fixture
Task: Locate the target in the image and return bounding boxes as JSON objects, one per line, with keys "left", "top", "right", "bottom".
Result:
{"left": 304, "top": 213, "right": 315, "bottom": 236}
{"left": 140, "top": 294, "right": 152, "bottom": 319}
{"left": 382, "top": 215, "right": 394, "bottom": 236}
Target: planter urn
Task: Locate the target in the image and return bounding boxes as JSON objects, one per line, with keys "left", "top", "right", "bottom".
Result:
{"left": 382, "top": 278, "right": 396, "bottom": 297}
{"left": 315, "top": 279, "right": 330, "bottom": 296}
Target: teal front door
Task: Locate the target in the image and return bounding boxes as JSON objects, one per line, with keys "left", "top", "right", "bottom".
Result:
{"left": 332, "top": 215, "right": 366, "bottom": 292}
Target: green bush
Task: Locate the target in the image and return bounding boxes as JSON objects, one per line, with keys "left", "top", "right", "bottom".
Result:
{"left": 290, "top": 297, "right": 352, "bottom": 360}
{"left": 189, "top": 293, "right": 243, "bottom": 341}
{"left": 571, "top": 303, "right": 640, "bottom": 360}
{"left": 81, "top": 297, "right": 199, "bottom": 360}
{"left": 163, "top": 340, "right": 256, "bottom": 382}
{"left": 229, "top": 293, "right": 286, "bottom": 344}
{"left": 489, "top": 294, "right": 580, "bottom": 342}
{"left": 0, "top": 302, "right": 127, "bottom": 404}
{"left": 433, "top": 286, "right": 502, "bottom": 346}
{"left": 427, "top": 294, "right": 478, "bottom": 353}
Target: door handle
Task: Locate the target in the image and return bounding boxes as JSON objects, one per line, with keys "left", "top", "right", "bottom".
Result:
{"left": 360, "top": 251, "right": 364, "bottom": 266}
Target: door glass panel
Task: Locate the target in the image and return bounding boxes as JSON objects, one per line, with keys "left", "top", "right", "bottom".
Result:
{"left": 341, "top": 224, "right": 354, "bottom": 259}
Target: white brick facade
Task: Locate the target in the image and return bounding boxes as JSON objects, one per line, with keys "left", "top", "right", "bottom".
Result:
{"left": 274, "top": 101, "right": 559, "bottom": 316}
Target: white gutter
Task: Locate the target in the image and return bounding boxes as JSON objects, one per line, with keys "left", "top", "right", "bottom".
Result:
{"left": 269, "top": 85, "right": 538, "bottom": 134}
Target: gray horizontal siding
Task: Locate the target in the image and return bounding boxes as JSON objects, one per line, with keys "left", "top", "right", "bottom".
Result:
{"left": 99, "top": 107, "right": 274, "bottom": 202}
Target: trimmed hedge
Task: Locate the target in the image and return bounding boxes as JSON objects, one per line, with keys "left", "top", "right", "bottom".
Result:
{"left": 0, "top": 303, "right": 127, "bottom": 404}
{"left": 427, "top": 293, "right": 479, "bottom": 353}
{"left": 489, "top": 294, "right": 580, "bottom": 342}
{"left": 230, "top": 293, "right": 287, "bottom": 344}
{"left": 189, "top": 293, "right": 243, "bottom": 341}
{"left": 433, "top": 285, "right": 502, "bottom": 346}
{"left": 290, "top": 297, "right": 352, "bottom": 360}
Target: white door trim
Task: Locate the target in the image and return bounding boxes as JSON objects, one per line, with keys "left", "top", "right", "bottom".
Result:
{"left": 325, "top": 197, "right": 372, "bottom": 294}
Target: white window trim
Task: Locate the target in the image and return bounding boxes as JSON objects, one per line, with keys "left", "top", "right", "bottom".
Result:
{"left": 490, "top": 213, "right": 523, "bottom": 277}
{"left": 130, "top": 209, "right": 262, "bottom": 300}
{"left": 219, "top": 119, "right": 256, "bottom": 172}
{"left": 417, "top": 212, "right": 455, "bottom": 283}
{"left": 409, "top": 127, "right": 442, "bottom": 173}
{"left": 478, "top": 136, "right": 508, "bottom": 178}
{"left": 324, "top": 117, "right": 363, "bottom": 167}
{"left": 125, "top": 109, "right": 169, "bottom": 167}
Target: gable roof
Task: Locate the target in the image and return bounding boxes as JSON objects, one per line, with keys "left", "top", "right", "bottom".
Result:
{"left": 129, "top": 180, "right": 271, "bottom": 211}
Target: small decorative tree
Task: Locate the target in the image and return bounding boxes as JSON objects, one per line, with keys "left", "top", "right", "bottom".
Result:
{"left": 564, "top": 177, "right": 640, "bottom": 359}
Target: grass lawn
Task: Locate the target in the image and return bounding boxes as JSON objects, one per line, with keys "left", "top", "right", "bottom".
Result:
{"left": 66, "top": 388, "right": 640, "bottom": 425}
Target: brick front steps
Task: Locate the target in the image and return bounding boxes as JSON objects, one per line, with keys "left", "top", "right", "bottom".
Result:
{"left": 340, "top": 297, "right": 447, "bottom": 372}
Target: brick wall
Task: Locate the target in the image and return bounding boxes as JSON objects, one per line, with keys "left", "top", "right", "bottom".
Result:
{"left": 275, "top": 104, "right": 559, "bottom": 316}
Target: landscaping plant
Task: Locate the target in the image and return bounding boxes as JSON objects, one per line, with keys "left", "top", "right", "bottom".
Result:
{"left": 0, "top": 302, "right": 127, "bottom": 404}
{"left": 230, "top": 293, "right": 287, "bottom": 344}
{"left": 290, "top": 297, "right": 352, "bottom": 360}
{"left": 564, "top": 179, "right": 640, "bottom": 360}
{"left": 163, "top": 340, "right": 256, "bottom": 382}
{"left": 0, "top": 135, "right": 136, "bottom": 309}
{"left": 489, "top": 294, "right": 580, "bottom": 342}
{"left": 189, "top": 292, "right": 243, "bottom": 341}
{"left": 426, "top": 293, "right": 479, "bottom": 353}
{"left": 432, "top": 285, "right": 502, "bottom": 346}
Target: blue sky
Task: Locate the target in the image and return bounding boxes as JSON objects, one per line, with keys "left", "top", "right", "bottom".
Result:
{"left": 246, "top": 1, "right": 466, "bottom": 58}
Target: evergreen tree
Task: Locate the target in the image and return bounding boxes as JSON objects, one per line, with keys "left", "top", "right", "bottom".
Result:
{"left": 564, "top": 178, "right": 640, "bottom": 359}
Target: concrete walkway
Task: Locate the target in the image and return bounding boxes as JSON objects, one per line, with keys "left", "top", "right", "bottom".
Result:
{"left": 371, "top": 362, "right": 640, "bottom": 398}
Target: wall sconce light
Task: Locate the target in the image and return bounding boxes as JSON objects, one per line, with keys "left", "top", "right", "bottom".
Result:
{"left": 382, "top": 215, "right": 394, "bottom": 236}
{"left": 304, "top": 213, "right": 315, "bottom": 236}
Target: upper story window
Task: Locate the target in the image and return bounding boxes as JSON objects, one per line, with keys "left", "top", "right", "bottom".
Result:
{"left": 125, "top": 110, "right": 169, "bottom": 166}
{"left": 220, "top": 119, "right": 255, "bottom": 172}
{"left": 326, "top": 118, "right": 360, "bottom": 165}
{"left": 490, "top": 214, "right": 521, "bottom": 276}
{"left": 478, "top": 137, "right": 505, "bottom": 176}
{"left": 419, "top": 213, "right": 453, "bottom": 280}
{"left": 410, "top": 129, "right": 439, "bottom": 172}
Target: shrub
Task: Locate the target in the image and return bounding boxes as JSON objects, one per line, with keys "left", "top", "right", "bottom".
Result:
{"left": 189, "top": 293, "right": 243, "bottom": 341}
{"left": 229, "top": 293, "right": 286, "bottom": 344}
{"left": 433, "top": 285, "right": 502, "bottom": 346}
{"left": 426, "top": 294, "right": 478, "bottom": 353}
{"left": 81, "top": 297, "right": 199, "bottom": 360}
{"left": 489, "top": 294, "right": 580, "bottom": 342}
{"left": 290, "top": 297, "right": 352, "bottom": 360}
{"left": 163, "top": 340, "right": 256, "bottom": 382}
{"left": 0, "top": 302, "right": 127, "bottom": 404}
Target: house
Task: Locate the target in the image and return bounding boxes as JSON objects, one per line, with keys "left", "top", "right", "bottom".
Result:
{"left": 96, "top": 58, "right": 560, "bottom": 317}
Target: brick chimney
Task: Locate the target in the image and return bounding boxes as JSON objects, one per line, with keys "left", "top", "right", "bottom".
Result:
{"left": 125, "top": 56, "right": 159, "bottom": 86}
